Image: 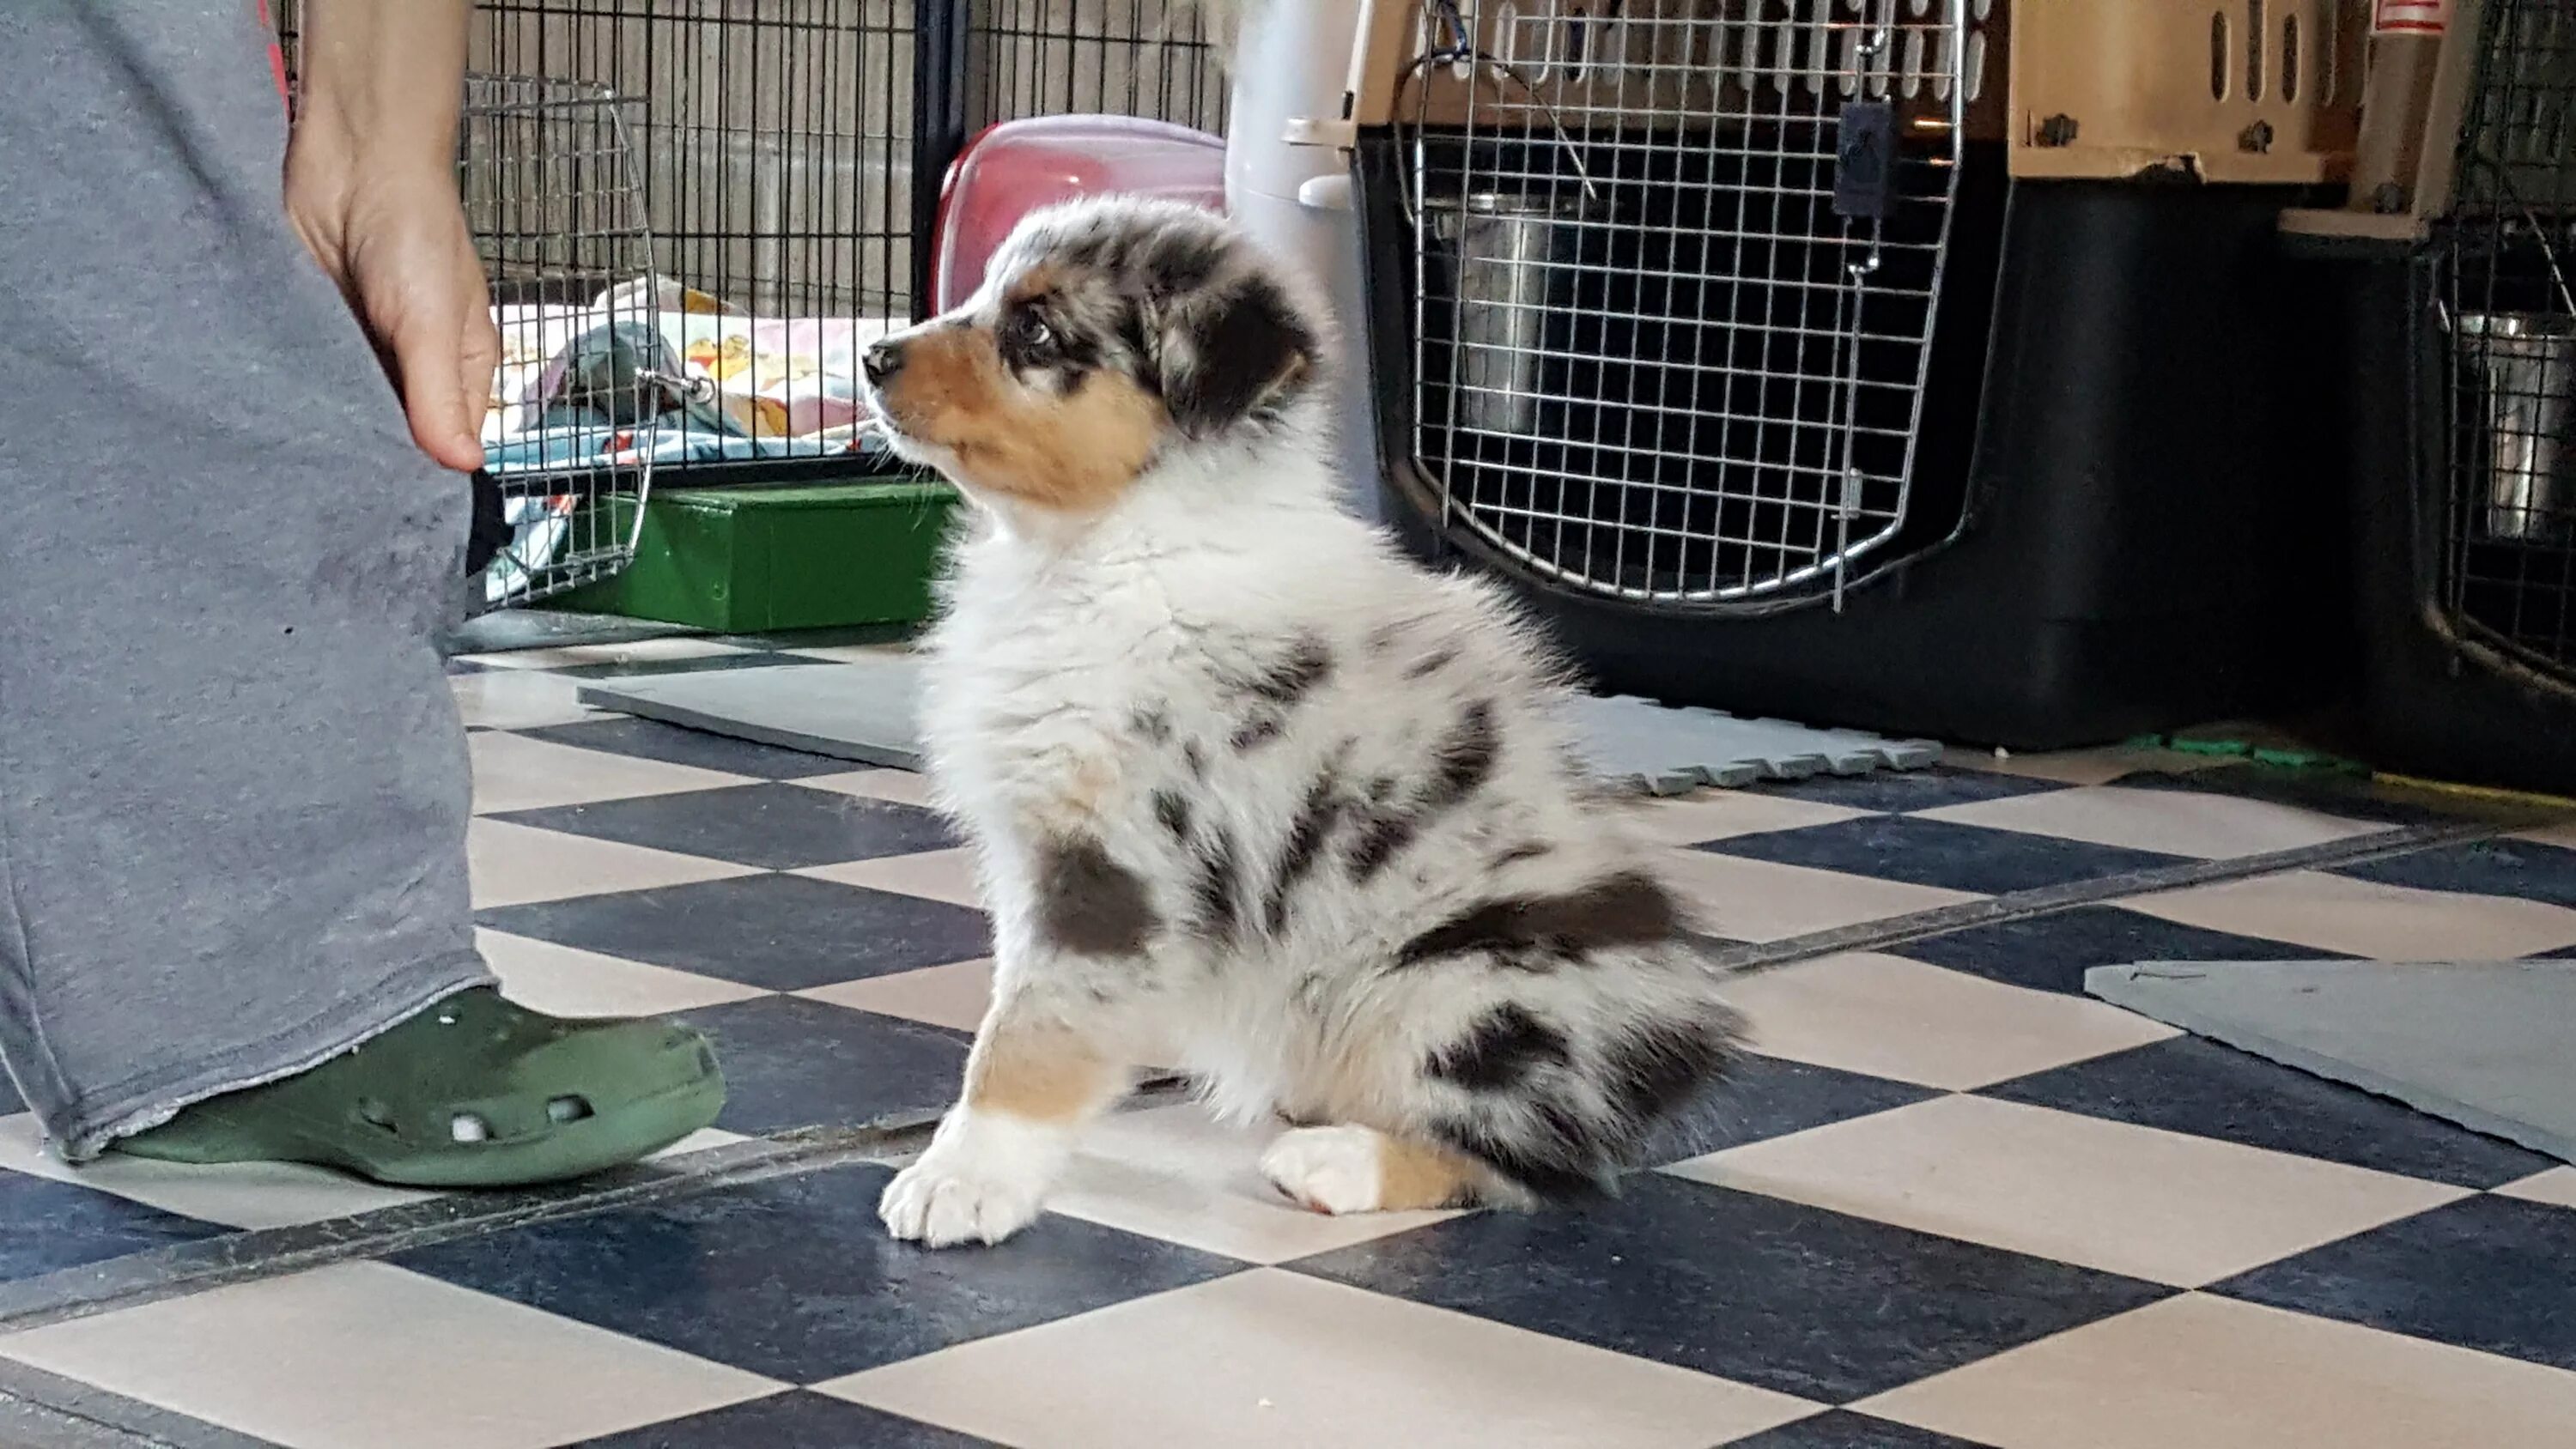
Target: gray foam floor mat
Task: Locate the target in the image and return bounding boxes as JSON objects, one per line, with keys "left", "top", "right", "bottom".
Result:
{"left": 2089, "top": 960, "right": 2576, "bottom": 1162}
{"left": 578, "top": 658, "right": 1940, "bottom": 792}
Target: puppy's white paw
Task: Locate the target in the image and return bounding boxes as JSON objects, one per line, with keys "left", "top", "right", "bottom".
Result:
{"left": 878, "top": 1115, "right": 1057, "bottom": 1247}
{"left": 1261, "top": 1125, "right": 1388, "bottom": 1216}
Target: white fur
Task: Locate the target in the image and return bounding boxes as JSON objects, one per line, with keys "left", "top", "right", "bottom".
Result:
{"left": 1261, "top": 1125, "right": 1391, "bottom": 1215}
{"left": 873, "top": 202, "right": 1737, "bottom": 1247}
{"left": 879, "top": 1107, "right": 1070, "bottom": 1248}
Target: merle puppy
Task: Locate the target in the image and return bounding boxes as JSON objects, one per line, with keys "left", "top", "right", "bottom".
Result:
{"left": 860, "top": 197, "right": 1741, "bottom": 1246}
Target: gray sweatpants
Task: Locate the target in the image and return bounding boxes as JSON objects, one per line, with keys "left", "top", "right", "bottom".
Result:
{"left": 0, "top": 2, "right": 495, "bottom": 1159}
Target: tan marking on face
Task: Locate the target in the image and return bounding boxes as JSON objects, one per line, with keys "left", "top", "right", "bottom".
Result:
{"left": 962, "top": 1015, "right": 1114, "bottom": 1122}
{"left": 875, "top": 323, "right": 1167, "bottom": 512}
{"left": 1000, "top": 262, "right": 1069, "bottom": 306}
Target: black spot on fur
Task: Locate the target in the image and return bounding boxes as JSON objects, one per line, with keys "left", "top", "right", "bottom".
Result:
{"left": 1344, "top": 704, "right": 1502, "bottom": 885}
{"left": 1131, "top": 705, "right": 1173, "bottom": 743}
{"left": 1194, "top": 826, "right": 1242, "bottom": 944}
{"left": 1153, "top": 790, "right": 1192, "bottom": 842}
{"left": 1492, "top": 840, "right": 1554, "bottom": 869}
{"left": 1138, "top": 231, "right": 1226, "bottom": 299}
{"left": 1394, "top": 871, "right": 1684, "bottom": 969}
{"left": 1247, "top": 635, "right": 1334, "bottom": 707}
{"left": 1262, "top": 773, "right": 1345, "bottom": 936}
{"left": 1404, "top": 646, "right": 1459, "bottom": 680}
{"left": 1182, "top": 741, "right": 1208, "bottom": 778}
{"left": 1437, "top": 1105, "right": 1608, "bottom": 1202}
{"left": 1035, "top": 836, "right": 1157, "bottom": 957}
{"left": 1602, "top": 1017, "right": 1734, "bottom": 1125}
{"left": 1160, "top": 275, "right": 1319, "bottom": 437}
{"left": 1426, "top": 1004, "right": 1571, "bottom": 1092}
{"left": 1422, "top": 700, "right": 1499, "bottom": 811}
{"left": 1344, "top": 812, "right": 1418, "bottom": 884}
{"left": 1231, "top": 714, "right": 1285, "bottom": 752}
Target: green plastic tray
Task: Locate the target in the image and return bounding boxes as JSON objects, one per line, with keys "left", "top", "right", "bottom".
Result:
{"left": 559, "top": 477, "right": 958, "bottom": 633}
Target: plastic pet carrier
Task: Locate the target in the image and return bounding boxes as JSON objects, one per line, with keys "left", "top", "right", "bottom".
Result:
{"left": 1343, "top": 0, "right": 2369, "bottom": 749}
{"left": 2311, "top": 0, "right": 2576, "bottom": 793}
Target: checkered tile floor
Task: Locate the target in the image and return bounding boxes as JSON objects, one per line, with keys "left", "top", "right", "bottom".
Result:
{"left": 2, "top": 633, "right": 2573, "bottom": 1447}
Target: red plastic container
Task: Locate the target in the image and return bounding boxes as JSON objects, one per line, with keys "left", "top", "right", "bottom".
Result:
{"left": 930, "top": 115, "right": 1227, "bottom": 314}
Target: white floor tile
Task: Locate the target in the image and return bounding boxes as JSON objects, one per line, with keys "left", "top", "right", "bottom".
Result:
{"left": 0, "top": 1116, "right": 431, "bottom": 1232}
{"left": 469, "top": 819, "right": 756, "bottom": 908}
{"left": 0, "top": 1264, "right": 780, "bottom": 1449}
{"left": 1717, "top": 952, "right": 2177, "bottom": 1090}
{"left": 1044, "top": 1103, "right": 1461, "bottom": 1264}
{"left": 823, "top": 1269, "right": 1816, "bottom": 1449}
{"left": 469, "top": 732, "right": 750, "bottom": 815}
{"left": 477, "top": 930, "right": 769, "bottom": 1018}
{"left": 1859, "top": 1293, "right": 2576, "bottom": 1449}
{"left": 1672, "top": 1095, "right": 2470, "bottom": 1288}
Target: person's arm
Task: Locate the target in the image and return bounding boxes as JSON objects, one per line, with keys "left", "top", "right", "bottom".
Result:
{"left": 283, "top": 0, "right": 496, "bottom": 473}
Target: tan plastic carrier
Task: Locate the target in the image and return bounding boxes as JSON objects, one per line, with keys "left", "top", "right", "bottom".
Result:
{"left": 2007, "top": 0, "right": 2371, "bottom": 184}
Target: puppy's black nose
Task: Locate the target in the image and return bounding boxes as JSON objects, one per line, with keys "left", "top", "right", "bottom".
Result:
{"left": 863, "top": 339, "right": 905, "bottom": 386}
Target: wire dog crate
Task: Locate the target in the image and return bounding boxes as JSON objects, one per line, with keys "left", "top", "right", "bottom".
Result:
{"left": 2433, "top": 0, "right": 2576, "bottom": 687}
{"left": 461, "top": 74, "right": 667, "bottom": 608}
{"left": 1392, "top": 0, "right": 1987, "bottom": 609}
{"left": 2329, "top": 0, "right": 2576, "bottom": 792}
{"left": 1353, "top": 1, "right": 2367, "bottom": 747}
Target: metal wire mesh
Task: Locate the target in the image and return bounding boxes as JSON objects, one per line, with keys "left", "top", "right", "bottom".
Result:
{"left": 2438, "top": 0, "right": 2576, "bottom": 680}
{"left": 1398, "top": 0, "right": 1983, "bottom": 608}
{"left": 974, "top": 0, "right": 1229, "bottom": 134}
{"left": 463, "top": 74, "right": 665, "bottom": 607}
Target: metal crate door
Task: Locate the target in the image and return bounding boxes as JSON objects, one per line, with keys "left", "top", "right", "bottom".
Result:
{"left": 461, "top": 75, "right": 663, "bottom": 610}
{"left": 2433, "top": 0, "right": 2576, "bottom": 690}
{"left": 1405, "top": 0, "right": 1979, "bottom": 609}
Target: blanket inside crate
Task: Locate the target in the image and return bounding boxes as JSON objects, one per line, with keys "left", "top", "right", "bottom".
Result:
{"left": 481, "top": 276, "right": 901, "bottom": 475}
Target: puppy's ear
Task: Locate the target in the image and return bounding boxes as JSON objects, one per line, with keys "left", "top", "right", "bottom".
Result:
{"left": 1157, "top": 276, "right": 1319, "bottom": 439}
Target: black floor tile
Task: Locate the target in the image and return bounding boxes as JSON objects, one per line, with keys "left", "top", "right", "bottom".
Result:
{"left": 393, "top": 1161, "right": 1241, "bottom": 1383}
{"left": 2213, "top": 1194, "right": 2576, "bottom": 1373}
{"left": 2333, "top": 838, "right": 2576, "bottom": 911}
{"left": 518, "top": 716, "right": 854, "bottom": 780}
{"left": 1981, "top": 1037, "right": 2555, "bottom": 1189}
{"left": 1723, "top": 1410, "right": 1997, "bottom": 1448}
{"left": 1291, "top": 1174, "right": 2171, "bottom": 1404}
{"left": 492, "top": 783, "right": 957, "bottom": 870}
{"left": 1701, "top": 816, "right": 2184, "bottom": 896}
{"left": 0, "top": 1174, "right": 224, "bottom": 1283}
{"left": 1889, "top": 905, "right": 2341, "bottom": 995}
{"left": 1644, "top": 1054, "right": 1939, "bottom": 1165}
{"left": 674, "top": 995, "right": 968, "bottom": 1136}
{"left": 574, "top": 1391, "right": 999, "bottom": 1447}
{"left": 478, "top": 873, "right": 989, "bottom": 991}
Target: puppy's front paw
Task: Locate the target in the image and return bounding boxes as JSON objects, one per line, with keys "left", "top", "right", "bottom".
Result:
{"left": 1261, "top": 1124, "right": 1390, "bottom": 1216}
{"left": 878, "top": 1118, "right": 1056, "bottom": 1247}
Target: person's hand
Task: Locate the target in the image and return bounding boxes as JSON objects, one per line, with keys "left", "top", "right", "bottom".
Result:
{"left": 285, "top": 167, "right": 498, "bottom": 474}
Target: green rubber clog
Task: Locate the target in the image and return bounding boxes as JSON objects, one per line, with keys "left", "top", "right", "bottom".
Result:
{"left": 113, "top": 989, "right": 725, "bottom": 1188}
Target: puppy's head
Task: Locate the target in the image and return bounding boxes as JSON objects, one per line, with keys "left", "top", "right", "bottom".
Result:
{"left": 860, "top": 197, "right": 1324, "bottom": 514}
